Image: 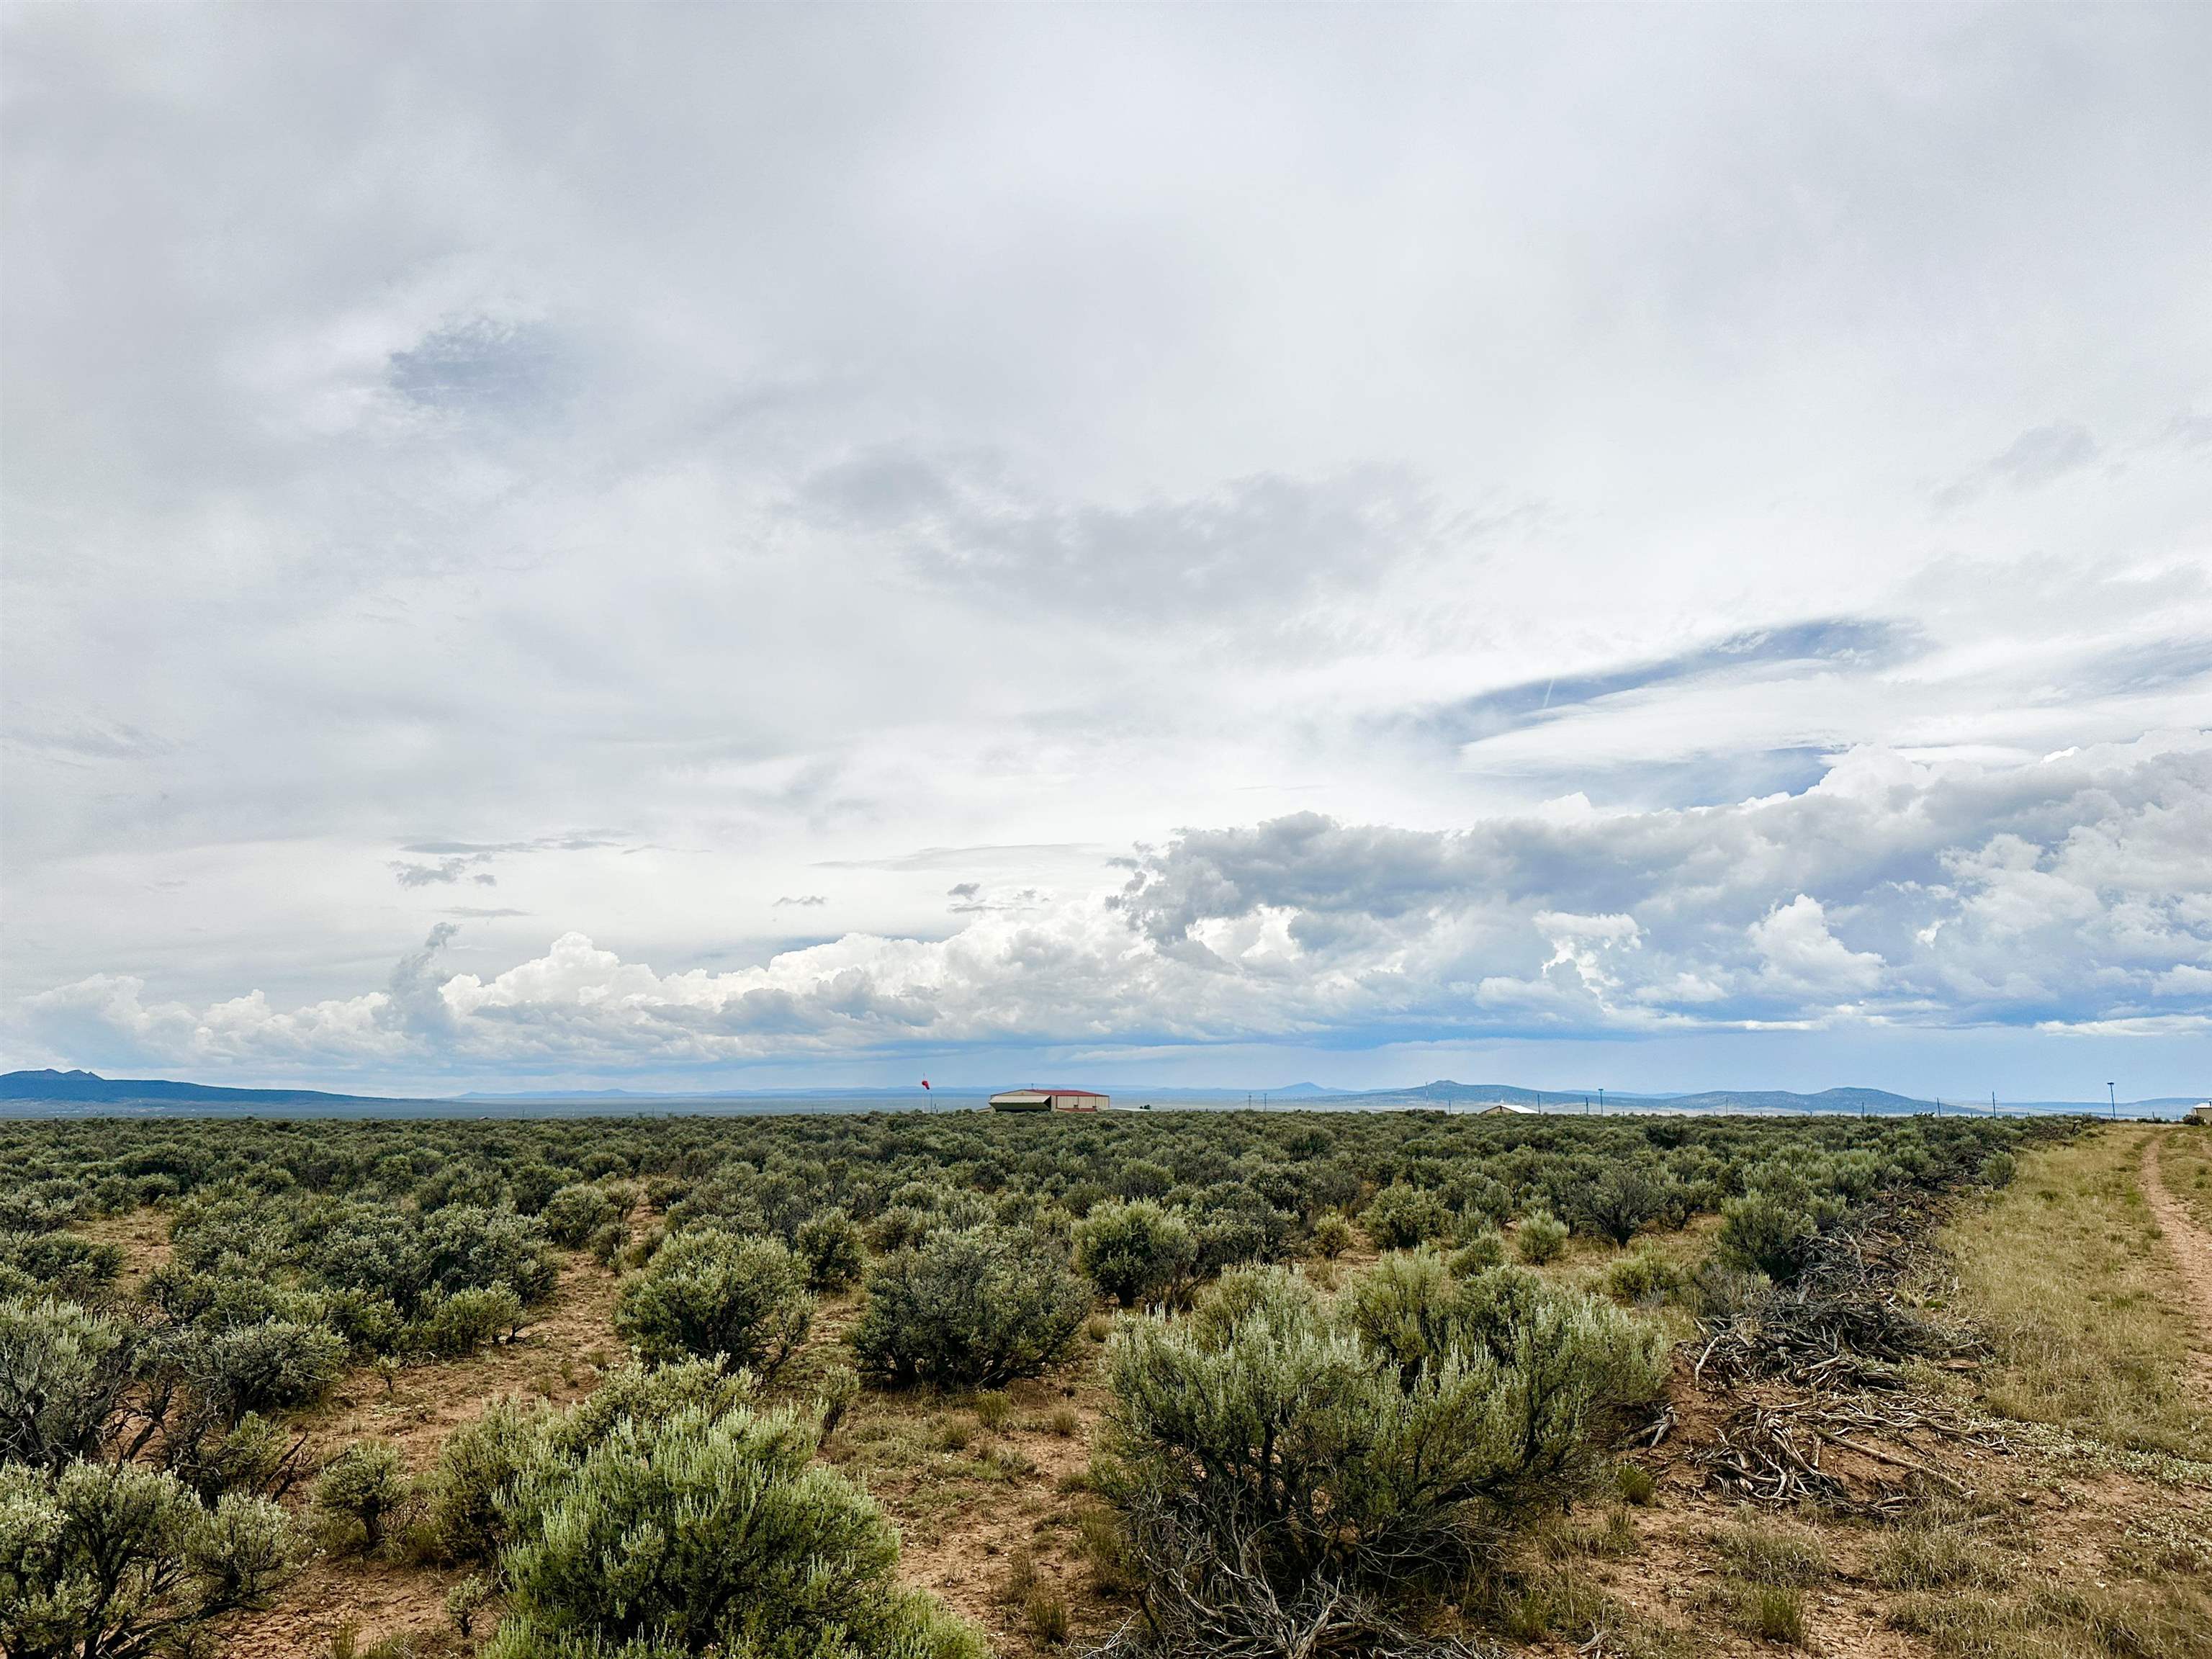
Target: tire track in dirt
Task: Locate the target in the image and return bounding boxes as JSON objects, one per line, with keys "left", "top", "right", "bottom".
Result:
{"left": 2140, "top": 1135, "right": 2212, "bottom": 1370}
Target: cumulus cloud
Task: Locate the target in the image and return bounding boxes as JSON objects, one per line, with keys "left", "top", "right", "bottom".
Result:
{"left": 20, "top": 736, "right": 2206, "bottom": 1076}
{"left": 1749, "top": 896, "right": 1884, "bottom": 998}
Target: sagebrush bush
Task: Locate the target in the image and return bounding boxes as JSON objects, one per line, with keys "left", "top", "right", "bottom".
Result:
{"left": 540, "top": 1181, "right": 628, "bottom": 1249}
{"left": 795, "top": 1207, "right": 867, "bottom": 1292}
{"left": 1310, "top": 1213, "right": 1357, "bottom": 1259}
{"left": 1097, "top": 1259, "right": 1668, "bottom": 1626}
{"left": 1074, "top": 1200, "right": 1196, "bottom": 1308}
{"left": 1571, "top": 1164, "right": 1677, "bottom": 1246}
{"left": 191, "top": 1317, "right": 348, "bottom": 1420}
{"left": 1449, "top": 1230, "right": 1507, "bottom": 1274}
{"left": 1718, "top": 1180, "right": 1841, "bottom": 1283}
{"left": 425, "top": 1396, "right": 544, "bottom": 1566}
{"left": 1603, "top": 1246, "right": 1682, "bottom": 1305}
{"left": 1514, "top": 1208, "right": 1569, "bottom": 1264}
{"left": 483, "top": 1398, "right": 983, "bottom": 1659}
{"left": 408, "top": 1285, "right": 523, "bottom": 1358}
{"left": 1360, "top": 1182, "right": 1449, "bottom": 1251}
{"left": 315, "top": 1440, "right": 412, "bottom": 1555}
{"left": 0, "top": 1460, "right": 298, "bottom": 1656}
{"left": 0, "top": 1229, "right": 122, "bottom": 1299}
{"left": 613, "top": 1229, "right": 813, "bottom": 1375}
{"left": 0, "top": 1295, "right": 138, "bottom": 1472}
{"left": 853, "top": 1223, "right": 1090, "bottom": 1388}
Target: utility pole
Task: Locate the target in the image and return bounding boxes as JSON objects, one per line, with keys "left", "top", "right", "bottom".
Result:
{"left": 2108, "top": 1082, "right": 2117, "bottom": 1121}
{"left": 1597, "top": 1087, "right": 1604, "bottom": 1114}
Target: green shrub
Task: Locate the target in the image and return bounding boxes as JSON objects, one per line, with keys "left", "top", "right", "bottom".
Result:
{"left": 425, "top": 1397, "right": 545, "bottom": 1565}
{"left": 1571, "top": 1164, "right": 1677, "bottom": 1246}
{"left": 169, "top": 1411, "right": 305, "bottom": 1504}
{"left": 541, "top": 1182, "right": 628, "bottom": 1249}
{"left": 1097, "top": 1260, "right": 1668, "bottom": 1622}
{"left": 1614, "top": 1462, "right": 1657, "bottom": 1505}
{"left": 0, "top": 1460, "right": 298, "bottom": 1656}
{"left": 853, "top": 1223, "right": 1090, "bottom": 1388}
{"left": 1074, "top": 1200, "right": 1196, "bottom": 1308}
{"left": 1449, "top": 1230, "right": 1507, "bottom": 1274}
{"left": 814, "top": 1359, "right": 861, "bottom": 1435}
{"left": 1515, "top": 1208, "right": 1569, "bottom": 1264}
{"left": 613, "top": 1231, "right": 813, "bottom": 1376}
{"left": 192, "top": 1317, "right": 348, "bottom": 1420}
{"left": 445, "top": 1573, "right": 493, "bottom": 1639}
{"left": 315, "top": 1441, "right": 412, "bottom": 1555}
{"left": 1603, "top": 1246, "right": 1683, "bottom": 1305}
{"left": 0, "top": 1231, "right": 122, "bottom": 1298}
{"left": 0, "top": 1295, "right": 138, "bottom": 1472}
{"left": 1310, "top": 1213, "right": 1357, "bottom": 1259}
{"left": 408, "top": 1285, "right": 523, "bottom": 1358}
{"left": 483, "top": 1400, "right": 983, "bottom": 1659}
{"left": 1360, "top": 1182, "right": 1449, "bottom": 1251}
{"left": 1717, "top": 1184, "right": 1840, "bottom": 1283}
{"left": 795, "top": 1207, "right": 867, "bottom": 1292}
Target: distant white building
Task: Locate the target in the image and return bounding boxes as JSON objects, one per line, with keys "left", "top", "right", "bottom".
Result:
{"left": 2185, "top": 1102, "right": 2212, "bottom": 1126}
{"left": 989, "top": 1087, "right": 1110, "bottom": 1113}
{"left": 1477, "top": 1101, "right": 1537, "bottom": 1116}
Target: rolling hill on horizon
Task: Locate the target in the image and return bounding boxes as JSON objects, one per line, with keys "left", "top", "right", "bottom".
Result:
{"left": 1, "top": 1067, "right": 2184, "bottom": 1118}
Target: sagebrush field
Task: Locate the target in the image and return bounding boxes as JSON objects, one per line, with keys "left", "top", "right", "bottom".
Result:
{"left": 4, "top": 1109, "right": 2208, "bottom": 1658}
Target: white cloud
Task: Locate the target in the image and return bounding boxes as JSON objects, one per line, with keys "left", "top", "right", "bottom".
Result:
{"left": 4, "top": 8, "right": 2210, "bottom": 1089}
{"left": 1749, "top": 896, "right": 1884, "bottom": 997}
{"left": 17, "top": 736, "right": 2206, "bottom": 1079}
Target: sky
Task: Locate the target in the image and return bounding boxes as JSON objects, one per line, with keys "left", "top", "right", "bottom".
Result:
{"left": 3, "top": 5, "right": 2208, "bottom": 1101}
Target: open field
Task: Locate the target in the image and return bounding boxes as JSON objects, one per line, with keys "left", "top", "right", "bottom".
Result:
{"left": 6, "top": 1112, "right": 2211, "bottom": 1659}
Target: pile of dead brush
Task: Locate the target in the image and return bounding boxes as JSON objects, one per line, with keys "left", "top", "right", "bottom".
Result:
{"left": 1693, "top": 1192, "right": 1979, "bottom": 1392}
{"left": 1686, "top": 1193, "right": 2007, "bottom": 1511}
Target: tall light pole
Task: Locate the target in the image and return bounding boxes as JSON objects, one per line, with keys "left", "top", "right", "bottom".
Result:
{"left": 2108, "top": 1082, "right": 2117, "bottom": 1121}
{"left": 1597, "top": 1087, "right": 1604, "bottom": 1115}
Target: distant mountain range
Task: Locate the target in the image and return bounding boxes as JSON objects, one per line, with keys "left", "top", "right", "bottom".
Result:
{"left": 0, "top": 1069, "right": 402, "bottom": 1106}
{"left": 1, "top": 1068, "right": 2194, "bottom": 1118}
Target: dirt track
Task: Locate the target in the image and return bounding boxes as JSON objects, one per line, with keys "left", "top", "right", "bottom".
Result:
{"left": 2141, "top": 1133, "right": 2212, "bottom": 1357}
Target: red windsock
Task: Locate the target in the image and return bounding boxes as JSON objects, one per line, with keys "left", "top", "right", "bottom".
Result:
{"left": 921, "top": 1079, "right": 931, "bottom": 1090}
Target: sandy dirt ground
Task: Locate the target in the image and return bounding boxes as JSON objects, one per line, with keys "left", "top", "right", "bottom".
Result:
{"left": 2144, "top": 1135, "right": 2212, "bottom": 1349}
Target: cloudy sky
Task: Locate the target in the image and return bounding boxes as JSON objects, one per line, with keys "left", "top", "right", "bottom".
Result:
{"left": 4, "top": 6, "right": 2208, "bottom": 1099}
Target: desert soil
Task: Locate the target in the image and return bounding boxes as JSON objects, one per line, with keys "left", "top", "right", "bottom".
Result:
{"left": 2144, "top": 1134, "right": 2212, "bottom": 1377}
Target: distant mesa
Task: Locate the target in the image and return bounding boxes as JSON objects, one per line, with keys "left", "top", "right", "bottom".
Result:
{"left": 0, "top": 1069, "right": 394, "bottom": 1106}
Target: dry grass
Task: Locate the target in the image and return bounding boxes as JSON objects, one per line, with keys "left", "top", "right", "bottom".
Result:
{"left": 1945, "top": 1128, "right": 2212, "bottom": 1457}
{"left": 1884, "top": 1580, "right": 2212, "bottom": 1659}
